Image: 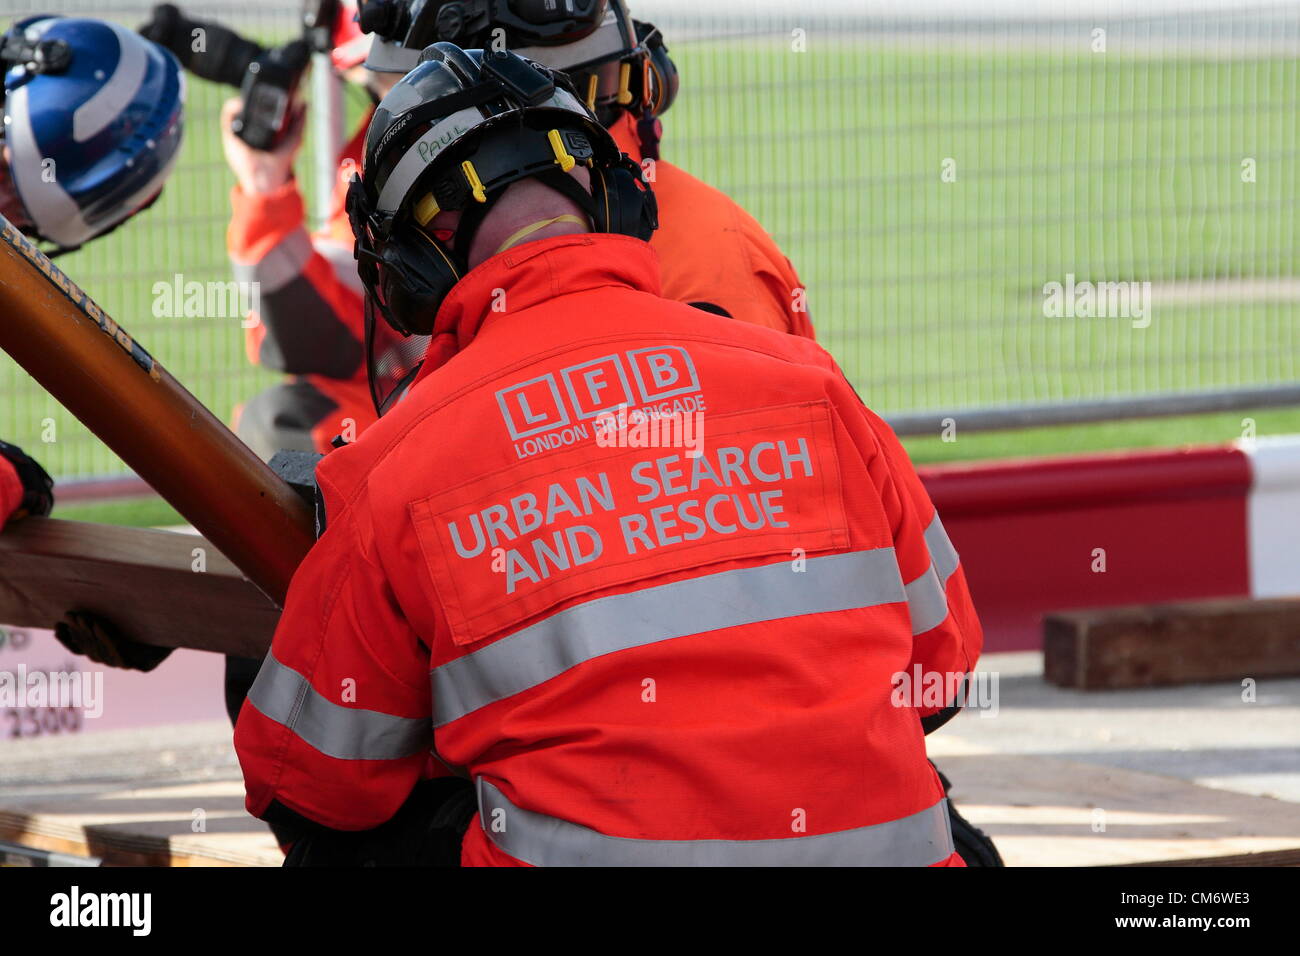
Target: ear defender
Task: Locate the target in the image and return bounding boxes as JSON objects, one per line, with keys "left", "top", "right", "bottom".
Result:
{"left": 628, "top": 21, "right": 678, "bottom": 118}
{"left": 589, "top": 157, "right": 658, "bottom": 242}
{"left": 642, "top": 33, "right": 678, "bottom": 116}
{"left": 375, "top": 204, "right": 466, "bottom": 337}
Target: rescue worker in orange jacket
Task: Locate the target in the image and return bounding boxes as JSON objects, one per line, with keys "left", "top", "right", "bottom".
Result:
{"left": 224, "top": 0, "right": 809, "bottom": 460}
{"left": 222, "top": 0, "right": 391, "bottom": 459}
{"left": 234, "top": 45, "right": 982, "bottom": 867}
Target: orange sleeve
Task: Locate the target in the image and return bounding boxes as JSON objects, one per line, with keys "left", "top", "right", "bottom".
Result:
{"left": 227, "top": 181, "right": 367, "bottom": 381}
{"left": 736, "top": 208, "right": 815, "bottom": 340}
{"left": 647, "top": 159, "right": 814, "bottom": 338}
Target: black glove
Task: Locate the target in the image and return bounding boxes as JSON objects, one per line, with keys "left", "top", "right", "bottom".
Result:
{"left": 53, "top": 610, "right": 174, "bottom": 672}
{"left": 281, "top": 778, "right": 477, "bottom": 867}
{"left": 0, "top": 440, "right": 54, "bottom": 520}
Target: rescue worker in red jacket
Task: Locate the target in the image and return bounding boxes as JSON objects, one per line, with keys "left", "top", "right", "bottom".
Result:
{"left": 234, "top": 44, "right": 982, "bottom": 866}
{"left": 225, "top": 0, "right": 809, "bottom": 460}
{"left": 0, "top": 441, "right": 52, "bottom": 532}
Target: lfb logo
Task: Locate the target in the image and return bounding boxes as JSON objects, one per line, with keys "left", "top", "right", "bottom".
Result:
{"left": 497, "top": 347, "right": 701, "bottom": 457}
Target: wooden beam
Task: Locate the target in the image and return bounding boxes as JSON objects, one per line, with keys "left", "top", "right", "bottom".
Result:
{"left": 0, "top": 517, "right": 278, "bottom": 658}
{"left": 0, "top": 220, "right": 316, "bottom": 605}
{"left": 1044, "top": 596, "right": 1300, "bottom": 689}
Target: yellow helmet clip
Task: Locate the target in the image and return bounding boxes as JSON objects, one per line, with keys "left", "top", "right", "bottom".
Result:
{"left": 547, "top": 129, "right": 576, "bottom": 173}
{"left": 616, "top": 61, "right": 633, "bottom": 105}
{"left": 461, "top": 160, "right": 487, "bottom": 203}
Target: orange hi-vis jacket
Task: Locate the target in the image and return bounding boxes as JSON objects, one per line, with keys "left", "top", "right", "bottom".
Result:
{"left": 234, "top": 234, "right": 981, "bottom": 866}
{"left": 606, "top": 112, "right": 812, "bottom": 337}
{"left": 225, "top": 111, "right": 812, "bottom": 452}
{"left": 227, "top": 118, "right": 376, "bottom": 451}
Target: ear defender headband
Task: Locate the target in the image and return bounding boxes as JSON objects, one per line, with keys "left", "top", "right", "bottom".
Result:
{"left": 562, "top": 19, "right": 678, "bottom": 160}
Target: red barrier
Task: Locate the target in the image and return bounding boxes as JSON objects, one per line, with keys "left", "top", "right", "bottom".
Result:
{"left": 920, "top": 446, "right": 1254, "bottom": 651}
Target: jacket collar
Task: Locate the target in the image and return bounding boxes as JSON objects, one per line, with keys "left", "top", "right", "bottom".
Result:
{"left": 424, "top": 232, "right": 662, "bottom": 361}
{"left": 608, "top": 111, "right": 642, "bottom": 164}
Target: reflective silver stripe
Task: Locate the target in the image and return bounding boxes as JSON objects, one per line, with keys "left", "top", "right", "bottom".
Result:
{"left": 247, "top": 652, "right": 431, "bottom": 761}
{"left": 315, "top": 238, "right": 367, "bottom": 296}
{"left": 905, "top": 514, "right": 962, "bottom": 636}
{"left": 432, "top": 549, "right": 905, "bottom": 726}
{"left": 904, "top": 564, "right": 950, "bottom": 636}
{"left": 232, "top": 229, "right": 314, "bottom": 294}
{"left": 924, "top": 513, "right": 961, "bottom": 582}
{"left": 478, "top": 779, "right": 954, "bottom": 867}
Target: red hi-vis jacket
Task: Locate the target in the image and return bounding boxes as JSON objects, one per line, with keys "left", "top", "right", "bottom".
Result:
{"left": 225, "top": 112, "right": 812, "bottom": 453}
{"left": 234, "top": 234, "right": 980, "bottom": 866}
{"left": 0, "top": 456, "right": 21, "bottom": 532}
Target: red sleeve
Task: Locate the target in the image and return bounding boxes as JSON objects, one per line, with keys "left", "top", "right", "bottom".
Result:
{"left": 0, "top": 456, "right": 22, "bottom": 532}
{"left": 863, "top": 406, "right": 983, "bottom": 718}
{"left": 234, "top": 479, "right": 432, "bottom": 830}
{"left": 829, "top": 374, "right": 983, "bottom": 722}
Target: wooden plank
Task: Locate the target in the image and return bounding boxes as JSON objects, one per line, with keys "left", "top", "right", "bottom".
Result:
{"left": 1043, "top": 596, "right": 1300, "bottom": 689}
{"left": 0, "top": 518, "right": 278, "bottom": 658}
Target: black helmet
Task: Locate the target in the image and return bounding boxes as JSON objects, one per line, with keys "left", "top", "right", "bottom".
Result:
{"left": 346, "top": 43, "right": 656, "bottom": 413}
{"left": 359, "top": 1, "right": 676, "bottom": 152}
{"left": 361, "top": 0, "right": 608, "bottom": 72}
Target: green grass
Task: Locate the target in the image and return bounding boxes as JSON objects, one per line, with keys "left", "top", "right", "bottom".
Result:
{"left": 1, "top": 41, "right": 1297, "bottom": 490}
{"left": 902, "top": 404, "right": 1300, "bottom": 465}
{"left": 668, "top": 43, "right": 1300, "bottom": 413}
{"left": 52, "top": 496, "right": 183, "bottom": 528}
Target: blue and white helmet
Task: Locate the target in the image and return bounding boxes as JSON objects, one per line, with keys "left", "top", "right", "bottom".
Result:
{"left": 2, "top": 15, "right": 184, "bottom": 249}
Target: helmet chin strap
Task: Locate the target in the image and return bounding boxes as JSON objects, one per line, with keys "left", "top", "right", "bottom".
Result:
{"left": 492, "top": 214, "right": 588, "bottom": 257}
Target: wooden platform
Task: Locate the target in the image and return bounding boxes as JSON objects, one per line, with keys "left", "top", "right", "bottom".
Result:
{"left": 0, "top": 781, "right": 282, "bottom": 867}
{"left": 0, "top": 723, "right": 1296, "bottom": 866}
{"left": 0, "top": 721, "right": 280, "bottom": 867}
